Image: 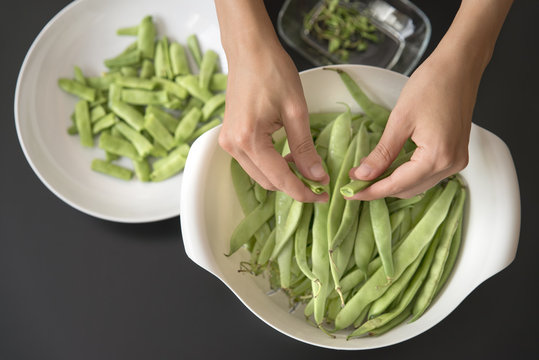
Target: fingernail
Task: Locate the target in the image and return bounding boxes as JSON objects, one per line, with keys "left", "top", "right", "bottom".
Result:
{"left": 354, "top": 163, "right": 372, "bottom": 179}
{"left": 310, "top": 162, "right": 325, "bottom": 178}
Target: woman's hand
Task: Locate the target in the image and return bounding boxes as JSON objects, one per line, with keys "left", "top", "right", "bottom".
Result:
{"left": 215, "top": 0, "right": 329, "bottom": 202}
{"left": 346, "top": 0, "right": 513, "bottom": 200}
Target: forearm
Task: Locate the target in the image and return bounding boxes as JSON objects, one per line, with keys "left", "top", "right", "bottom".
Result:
{"left": 214, "top": 0, "right": 281, "bottom": 62}
{"left": 431, "top": 0, "right": 513, "bottom": 79}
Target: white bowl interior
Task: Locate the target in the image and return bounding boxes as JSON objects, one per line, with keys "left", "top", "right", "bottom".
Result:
{"left": 15, "top": 0, "right": 226, "bottom": 222}
{"left": 180, "top": 66, "right": 520, "bottom": 349}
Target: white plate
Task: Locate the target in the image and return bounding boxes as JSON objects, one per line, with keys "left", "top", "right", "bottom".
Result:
{"left": 14, "top": 0, "right": 226, "bottom": 223}
{"left": 180, "top": 65, "right": 521, "bottom": 349}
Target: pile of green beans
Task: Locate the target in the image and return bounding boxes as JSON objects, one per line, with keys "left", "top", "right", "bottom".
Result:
{"left": 58, "top": 16, "right": 227, "bottom": 182}
{"left": 228, "top": 68, "right": 466, "bottom": 338}
{"left": 303, "top": 0, "right": 380, "bottom": 62}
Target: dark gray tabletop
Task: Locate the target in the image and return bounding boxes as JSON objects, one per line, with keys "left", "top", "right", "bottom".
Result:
{"left": 2, "top": 1, "right": 538, "bottom": 359}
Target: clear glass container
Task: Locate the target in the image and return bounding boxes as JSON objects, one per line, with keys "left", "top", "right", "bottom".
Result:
{"left": 277, "top": 0, "right": 431, "bottom": 75}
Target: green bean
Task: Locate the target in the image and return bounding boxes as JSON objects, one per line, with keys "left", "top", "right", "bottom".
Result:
{"left": 108, "top": 83, "right": 122, "bottom": 106}
{"left": 150, "top": 144, "right": 190, "bottom": 182}
{"left": 184, "top": 96, "right": 204, "bottom": 113}
{"left": 324, "top": 68, "right": 390, "bottom": 125}
{"left": 73, "top": 66, "right": 86, "bottom": 85}
{"left": 137, "top": 16, "right": 156, "bottom": 59}
{"left": 271, "top": 193, "right": 301, "bottom": 260}
{"left": 410, "top": 187, "right": 466, "bottom": 321}
{"left": 116, "top": 76, "right": 157, "bottom": 90}
{"left": 366, "top": 305, "right": 412, "bottom": 336}
{"left": 121, "top": 89, "right": 169, "bottom": 105}
{"left": 326, "top": 105, "right": 352, "bottom": 190}
{"left": 288, "top": 163, "right": 329, "bottom": 195}
{"left": 340, "top": 151, "right": 413, "bottom": 197}
{"left": 104, "top": 49, "right": 141, "bottom": 68}
{"left": 277, "top": 240, "right": 294, "bottom": 289}
{"left": 435, "top": 207, "right": 463, "bottom": 297}
{"left": 91, "top": 159, "right": 133, "bottom": 180}
{"left": 313, "top": 120, "right": 334, "bottom": 160}
{"left": 174, "top": 107, "right": 202, "bottom": 144}
{"left": 169, "top": 42, "right": 191, "bottom": 76}
{"left": 388, "top": 194, "right": 425, "bottom": 213}
{"left": 330, "top": 121, "right": 369, "bottom": 251}
{"left": 98, "top": 132, "right": 141, "bottom": 161}
{"left": 348, "top": 219, "right": 445, "bottom": 338}
{"left": 139, "top": 59, "right": 155, "bottom": 79}
{"left": 209, "top": 73, "right": 227, "bottom": 92}
{"left": 176, "top": 75, "right": 213, "bottom": 102}
{"left": 149, "top": 140, "right": 167, "bottom": 158}
{"left": 153, "top": 77, "right": 189, "bottom": 100}
{"left": 144, "top": 113, "right": 176, "bottom": 151}
{"left": 114, "top": 121, "right": 153, "bottom": 157}
{"left": 186, "top": 118, "right": 221, "bottom": 143}
{"left": 367, "top": 241, "right": 429, "bottom": 319}
{"left": 105, "top": 151, "right": 120, "bottom": 162}
{"left": 389, "top": 208, "right": 406, "bottom": 234}
{"left": 253, "top": 182, "right": 267, "bottom": 204}
{"left": 294, "top": 203, "right": 316, "bottom": 282}
{"left": 92, "top": 113, "right": 117, "bottom": 134}
{"left": 230, "top": 159, "right": 256, "bottom": 211}
{"left": 145, "top": 105, "right": 180, "bottom": 133}
{"left": 411, "top": 185, "right": 443, "bottom": 226}
{"left": 58, "top": 78, "right": 96, "bottom": 102}
{"left": 304, "top": 297, "right": 315, "bottom": 318}
{"left": 153, "top": 144, "right": 190, "bottom": 170}
{"left": 257, "top": 227, "right": 276, "bottom": 266}
{"left": 86, "top": 76, "right": 114, "bottom": 90}
{"left": 311, "top": 199, "right": 331, "bottom": 327}
{"left": 354, "top": 202, "right": 375, "bottom": 278}
{"left": 90, "top": 105, "right": 106, "bottom": 123}
{"left": 227, "top": 192, "right": 276, "bottom": 255}
{"left": 133, "top": 158, "right": 151, "bottom": 182}
{"left": 201, "top": 93, "right": 226, "bottom": 121}
{"left": 330, "top": 213, "right": 358, "bottom": 305}
{"left": 154, "top": 36, "right": 173, "bottom": 79}
{"left": 199, "top": 50, "right": 219, "bottom": 89}
{"left": 334, "top": 179, "right": 459, "bottom": 330}
{"left": 74, "top": 100, "right": 93, "bottom": 147}
{"left": 309, "top": 112, "right": 340, "bottom": 130}
{"left": 109, "top": 100, "right": 145, "bottom": 131}
{"left": 326, "top": 117, "right": 355, "bottom": 248}
{"left": 352, "top": 304, "right": 372, "bottom": 329}
{"left": 187, "top": 34, "right": 203, "bottom": 68}
{"left": 117, "top": 25, "right": 138, "bottom": 36}
{"left": 120, "top": 66, "right": 138, "bottom": 77}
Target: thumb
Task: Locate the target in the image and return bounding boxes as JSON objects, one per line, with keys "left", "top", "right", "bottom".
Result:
{"left": 353, "top": 119, "right": 411, "bottom": 181}
{"left": 283, "top": 106, "right": 329, "bottom": 184}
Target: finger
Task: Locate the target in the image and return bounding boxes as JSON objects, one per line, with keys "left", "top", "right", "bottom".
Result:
{"left": 347, "top": 156, "right": 440, "bottom": 201}
{"left": 282, "top": 103, "right": 329, "bottom": 185}
{"left": 248, "top": 139, "right": 329, "bottom": 203}
{"left": 351, "top": 114, "right": 412, "bottom": 181}
{"left": 233, "top": 151, "right": 277, "bottom": 191}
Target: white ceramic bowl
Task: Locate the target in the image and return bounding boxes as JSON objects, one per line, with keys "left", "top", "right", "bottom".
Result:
{"left": 14, "top": 0, "right": 225, "bottom": 223}
{"left": 180, "top": 65, "right": 521, "bottom": 349}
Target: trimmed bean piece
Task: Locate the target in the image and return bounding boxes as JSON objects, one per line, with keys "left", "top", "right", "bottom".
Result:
{"left": 104, "top": 49, "right": 141, "bottom": 69}
{"left": 137, "top": 16, "right": 156, "bottom": 59}
{"left": 209, "top": 73, "right": 227, "bottom": 92}
{"left": 117, "top": 25, "right": 138, "bottom": 36}
{"left": 186, "top": 34, "right": 203, "bottom": 67}
{"left": 198, "top": 50, "right": 219, "bottom": 89}
{"left": 133, "top": 158, "right": 151, "bottom": 182}
{"left": 153, "top": 77, "right": 189, "bottom": 99}
{"left": 74, "top": 100, "right": 93, "bottom": 147}
{"left": 116, "top": 76, "right": 157, "bottom": 90}
{"left": 91, "top": 159, "right": 133, "bottom": 180}
{"left": 121, "top": 89, "right": 169, "bottom": 105}
{"left": 58, "top": 78, "right": 96, "bottom": 102}
{"left": 170, "top": 42, "right": 191, "bottom": 76}
{"left": 201, "top": 93, "right": 226, "bottom": 121}
{"left": 176, "top": 75, "right": 213, "bottom": 102}
{"left": 109, "top": 100, "right": 145, "bottom": 131}
{"left": 114, "top": 121, "right": 153, "bottom": 157}
{"left": 92, "top": 113, "right": 117, "bottom": 134}
{"left": 140, "top": 59, "right": 155, "bottom": 79}
{"left": 174, "top": 107, "right": 202, "bottom": 144}
{"left": 146, "top": 105, "right": 180, "bottom": 133}
{"left": 144, "top": 113, "right": 176, "bottom": 151}
{"left": 186, "top": 118, "right": 221, "bottom": 143}
{"left": 150, "top": 144, "right": 190, "bottom": 182}
{"left": 98, "top": 132, "right": 141, "bottom": 161}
